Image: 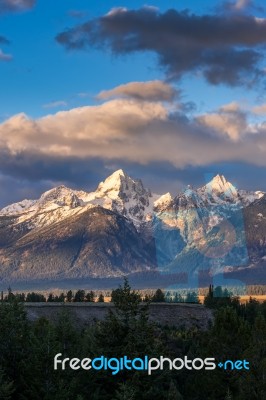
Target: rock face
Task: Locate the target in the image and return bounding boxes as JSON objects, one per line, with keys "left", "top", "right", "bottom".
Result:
{"left": 0, "top": 169, "right": 265, "bottom": 285}
{"left": 77, "top": 169, "right": 157, "bottom": 227}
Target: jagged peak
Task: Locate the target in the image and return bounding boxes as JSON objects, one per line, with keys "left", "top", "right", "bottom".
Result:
{"left": 203, "top": 174, "right": 237, "bottom": 197}
{"left": 96, "top": 169, "right": 144, "bottom": 194}
{"left": 154, "top": 192, "right": 172, "bottom": 209}
{"left": 210, "top": 174, "right": 227, "bottom": 185}
{"left": 110, "top": 168, "right": 126, "bottom": 177}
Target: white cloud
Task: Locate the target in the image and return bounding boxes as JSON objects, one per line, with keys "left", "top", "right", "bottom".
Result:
{"left": 0, "top": 85, "right": 266, "bottom": 169}
{"left": 197, "top": 102, "right": 247, "bottom": 141}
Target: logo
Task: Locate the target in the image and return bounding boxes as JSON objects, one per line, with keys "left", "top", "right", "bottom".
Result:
{"left": 54, "top": 354, "right": 250, "bottom": 375}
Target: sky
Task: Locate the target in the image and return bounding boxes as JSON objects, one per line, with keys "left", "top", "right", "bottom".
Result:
{"left": 1, "top": 0, "right": 266, "bottom": 207}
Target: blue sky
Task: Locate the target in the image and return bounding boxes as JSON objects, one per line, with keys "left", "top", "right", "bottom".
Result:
{"left": 1, "top": 0, "right": 266, "bottom": 206}
{"left": 1, "top": 0, "right": 265, "bottom": 119}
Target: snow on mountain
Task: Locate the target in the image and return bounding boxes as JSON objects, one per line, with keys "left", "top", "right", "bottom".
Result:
{"left": 0, "top": 170, "right": 264, "bottom": 232}
{"left": 78, "top": 169, "right": 159, "bottom": 226}
{"left": 37, "top": 185, "right": 81, "bottom": 210}
{"left": 204, "top": 174, "right": 237, "bottom": 197}
{"left": 0, "top": 185, "right": 96, "bottom": 231}
{"left": 154, "top": 192, "right": 173, "bottom": 211}
{"left": 197, "top": 174, "right": 238, "bottom": 204}
{"left": 152, "top": 175, "right": 265, "bottom": 246}
{"left": 0, "top": 170, "right": 266, "bottom": 283}
{"left": 238, "top": 190, "right": 264, "bottom": 206}
{"left": 0, "top": 199, "right": 37, "bottom": 215}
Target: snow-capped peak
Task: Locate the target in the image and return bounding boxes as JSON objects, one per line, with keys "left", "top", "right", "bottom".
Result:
{"left": 96, "top": 169, "right": 130, "bottom": 198}
{"left": 154, "top": 192, "right": 173, "bottom": 210}
{"left": 77, "top": 169, "right": 155, "bottom": 226}
{"left": 38, "top": 185, "right": 81, "bottom": 209}
{"left": 203, "top": 174, "right": 238, "bottom": 198}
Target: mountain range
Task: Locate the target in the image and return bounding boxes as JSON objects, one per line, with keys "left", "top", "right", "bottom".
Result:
{"left": 0, "top": 169, "right": 265, "bottom": 288}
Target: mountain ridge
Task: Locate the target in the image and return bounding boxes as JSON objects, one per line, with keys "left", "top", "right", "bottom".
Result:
{"left": 0, "top": 169, "right": 265, "bottom": 286}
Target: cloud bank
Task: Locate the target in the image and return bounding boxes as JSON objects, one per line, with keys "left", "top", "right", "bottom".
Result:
{"left": 1, "top": 80, "right": 266, "bottom": 205}
{"left": 0, "top": 81, "right": 266, "bottom": 170}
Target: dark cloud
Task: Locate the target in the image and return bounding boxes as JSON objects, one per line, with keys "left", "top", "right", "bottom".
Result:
{"left": 0, "top": 150, "right": 109, "bottom": 208}
{"left": 0, "top": 35, "right": 10, "bottom": 45}
{"left": 0, "top": 149, "right": 106, "bottom": 189}
{"left": 1, "top": 155, "right": 266, "bottom": 209}
{"left": 56, "top": 7, "right": 266, "bottom": 86}
{"left": 1, "top": 92, "right": 266, "bottom": 206}
{"left": 0, "top": 0, "right": 35, "bottom": 14}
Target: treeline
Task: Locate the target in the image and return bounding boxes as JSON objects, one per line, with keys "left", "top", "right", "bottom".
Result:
{"left": 0, "top": 279, "right": 265, "bottom": 399}
{"left": 199, "top": 285, "right": 266, "bottom": 296}
{"left": 2, "top": 285, "right": 264, "bottom": 305}
{"left": 143, "top": 288, "right": 200, "bottom": 303}
{"left": 1, "top": 287, "right": 201, "bottom": 304}
{"left": 1, "top": 288, "right": 105, "bottom": 303}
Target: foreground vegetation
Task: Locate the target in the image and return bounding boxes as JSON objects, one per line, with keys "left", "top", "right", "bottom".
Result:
{"left": 0, "top": 280, "right": 265, "bottom": 399}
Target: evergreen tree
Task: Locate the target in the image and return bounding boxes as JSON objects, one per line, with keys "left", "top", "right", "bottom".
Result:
{"left": 184, "top": 291, "right": 199, "bottom": 303}
{"left": 173, "top": 293, "right": 183, "bottom": 303}
{"left": 47, "top": 293, "right": 54, "bottom": 302}
{"left": 15, "top": 293, "right": 25, "bottom": 302}
{"left": 88, "top": 279, "right": 169, "bottom": 399}
{"left": 74, "top": 290, "right": 85, "bottom": 302}
{"left": 58, "top": 293, "right": 65, "bottom": 302}
{"left": 143, "top": 294, "right": 152, "bottom": 303}
{"left": 5, "top": 287, "right": 15, "bottom": 302}
{"left": 26, "top": 292, "right": 46, "bottom": 302}
{"left": 0, "top": 301, "right": 41, "bottom": 399}
{"left": 66, "top": 290, "right": 73, "bottom": 302}
{"left": 85, "top": 291, "right": 95, "bottom": 302}
{"left": 151, "top": 289, "right": 165, "bottom": 302}
{"left": 97, "top": 293, "right": 104, "bottom": 302}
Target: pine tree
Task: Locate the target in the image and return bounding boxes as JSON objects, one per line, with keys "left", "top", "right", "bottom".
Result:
{"left": 66, "top": 290, "right": 73, "bottom": 302}
{"left": 74, "top": 290, "right": 85, "bottom": 302}
{"left": 97, "top": 293, "right": 104, "bottom": 302}
{"left": 47, "top": 293, "right": 54, "bottom": 302}
{"left": 85, "top": 291, "right": 95, "bottom": 302}
{"left": 151, "top": 288, "right": 165, "bottom": 302}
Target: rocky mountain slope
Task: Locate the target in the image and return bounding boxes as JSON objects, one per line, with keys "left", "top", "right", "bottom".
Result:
{"left": 0, "top": 170, "right": 265, "bottom": 285}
